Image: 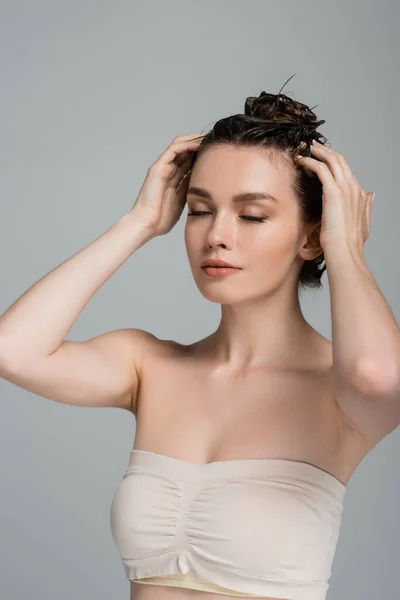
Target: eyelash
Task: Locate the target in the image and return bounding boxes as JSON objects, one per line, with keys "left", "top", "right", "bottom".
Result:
{"left": 187, "top": 211, "right": 266, "bottom": 223}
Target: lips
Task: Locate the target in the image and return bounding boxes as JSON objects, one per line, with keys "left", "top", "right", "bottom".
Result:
{"left": 201, "top": 259, "right": 241, "bottom": 269}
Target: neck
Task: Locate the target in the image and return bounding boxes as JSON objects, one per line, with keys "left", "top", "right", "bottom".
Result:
{"left": 204, "top": 287, "right": 313, "bottom": 372}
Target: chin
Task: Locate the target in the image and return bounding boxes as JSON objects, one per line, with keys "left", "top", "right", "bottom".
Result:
{"left": 200, "top": 291, "right": 246, "bottom": 304}
{"left": 192, "top": 275, "right": 250, "bottom": 304}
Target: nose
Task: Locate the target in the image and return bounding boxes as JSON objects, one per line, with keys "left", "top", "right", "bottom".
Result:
{"left": 204, "top": 213, "right": 234, "bottom": 249}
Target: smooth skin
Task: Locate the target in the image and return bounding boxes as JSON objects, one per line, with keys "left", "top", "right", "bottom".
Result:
{"left": 0, "top": 134, "right": 205, "bottom": 413}
{"left": 0, "top": 134, "right": 381, "bottom": 600}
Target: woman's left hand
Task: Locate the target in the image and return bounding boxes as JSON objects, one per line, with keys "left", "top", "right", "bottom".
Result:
{"left": 296, "top": 140, "right": 375, "bottom": 254}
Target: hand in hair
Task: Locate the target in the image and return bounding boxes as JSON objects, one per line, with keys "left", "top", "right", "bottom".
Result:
{"left": 295, "top": 142, "right": 374, "bottom": 253}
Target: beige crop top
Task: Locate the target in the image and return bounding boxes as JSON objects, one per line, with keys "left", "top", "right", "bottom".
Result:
{"left": 110, "top": 449, "right": 346, "bottom": 600}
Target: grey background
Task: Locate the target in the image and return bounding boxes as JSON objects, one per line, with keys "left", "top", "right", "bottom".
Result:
{"left": 1, "top": 1, "right": 399, "bottom": 599}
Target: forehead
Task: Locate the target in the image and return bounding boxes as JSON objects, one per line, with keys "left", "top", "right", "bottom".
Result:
{"left": 189, "top": 145, "right": 294, "bottom": 203}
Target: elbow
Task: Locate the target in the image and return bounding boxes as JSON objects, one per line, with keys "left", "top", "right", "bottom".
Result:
{"left": 0, "top": 338, "right": 32, "bottom": 374}
{"left": 354, "top": 356, "right": 400, "bottom": 396}
{"left": 0, "top": 338, "right": 14, "bottom": 368}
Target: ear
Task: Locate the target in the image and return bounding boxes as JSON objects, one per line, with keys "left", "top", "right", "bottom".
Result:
{"left": 298, "top": 221, "right": 324, "bottom": 261}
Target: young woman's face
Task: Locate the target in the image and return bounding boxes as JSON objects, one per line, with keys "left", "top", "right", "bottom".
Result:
{"left": 184, "top": 144, "right": 309, "bottom": 304}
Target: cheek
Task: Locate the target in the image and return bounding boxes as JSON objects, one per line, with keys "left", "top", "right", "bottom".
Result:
{"left": 248, "top": 222, "right": 283, "bottom": 252}
{"left": 184, "top": 222, "right": 191, "bottom": 249}
{"left": 249, "top": 227, "right": 298, "bottom": 272}
{"left": 184, "top": 223, "right": 198, "bottom": 261}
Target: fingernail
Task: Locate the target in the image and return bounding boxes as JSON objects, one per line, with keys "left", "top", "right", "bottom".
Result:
{"left": 372, "top": 193, "right": 376, "bottom": 202}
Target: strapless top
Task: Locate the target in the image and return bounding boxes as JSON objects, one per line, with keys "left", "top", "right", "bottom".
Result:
{"left": 110, "top": 449, "right": 346, "bottom": 600}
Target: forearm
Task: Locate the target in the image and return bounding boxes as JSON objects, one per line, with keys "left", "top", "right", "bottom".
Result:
{"left": 0, "top": 212, "right": 154, "bottom": 360}
{"left": 324, "top": 241, "right": 400, "bottom": 388}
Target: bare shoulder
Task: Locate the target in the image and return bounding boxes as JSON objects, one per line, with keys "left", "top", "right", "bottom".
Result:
{"left": 130, "top": 328, "right": 181, "bottom": 360}
{"left": 0, "top": 326, "right": 179, "bottom": 414}
{"left": 129, "top": 328, "right": 181, "bottom": 413}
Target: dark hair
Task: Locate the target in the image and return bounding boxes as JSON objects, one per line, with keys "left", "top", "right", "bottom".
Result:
{"left": 190, "top": 74, "right": 328, "bottom": 292}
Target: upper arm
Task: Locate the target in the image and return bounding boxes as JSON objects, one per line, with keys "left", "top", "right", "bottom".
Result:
{"left": 333, "top": 361, "right": 400, "bottom": 445}
{"left": 0, "top": 328, "right": 155, "bottom": 414}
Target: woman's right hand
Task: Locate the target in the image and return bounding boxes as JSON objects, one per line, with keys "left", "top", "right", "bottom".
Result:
{"left": 129, "top": 134, "right": 205, "bottom": 237}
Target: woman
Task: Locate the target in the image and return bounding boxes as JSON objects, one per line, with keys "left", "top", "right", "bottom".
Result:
{"left": 0, "top": 77, "right": 399, "bottom": 600}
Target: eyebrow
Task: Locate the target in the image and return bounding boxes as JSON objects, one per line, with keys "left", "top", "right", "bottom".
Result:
{"left": 186, "top": 186, "right": 279, "bottom": 204}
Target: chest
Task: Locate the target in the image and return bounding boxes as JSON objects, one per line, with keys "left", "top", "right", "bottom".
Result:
{"left": 133, "top": 346, "right": 347, "bottom": 471}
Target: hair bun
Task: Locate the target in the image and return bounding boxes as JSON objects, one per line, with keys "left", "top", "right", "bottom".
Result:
{"left": 244, "top": 90, "right": 326, "bottom": 141}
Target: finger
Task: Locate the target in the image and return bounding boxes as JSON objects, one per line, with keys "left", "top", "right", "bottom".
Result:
{"left": 172, "top": 133, "right": 206, "bottom": 142}
{"left": 174, "top": 149, "right": 193, "bottom": 167}
{"left": 296, "top": 155, "right": 336, "bottom": 190}
{"left": 170, "top": 156, "right": 193, "bottom": 188}
{"left": 155, "top": 137, "right": 204, "bottom": 171}
{"left": 175, "top": 168, "right": 192, "bottom": 206}
{"left": 311, "top": 142, "right": 365, "bottom": 193}
{"left": 309, "top": 142, "right": 348, "bottom": 185}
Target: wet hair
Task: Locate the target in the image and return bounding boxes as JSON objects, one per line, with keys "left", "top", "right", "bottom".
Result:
{"left": 189, "top": 74, "right": 328, "bottom": 292}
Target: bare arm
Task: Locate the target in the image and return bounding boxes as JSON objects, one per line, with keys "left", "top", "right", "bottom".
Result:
{"left": 0, "top": 213, "right": 155, "bottom": 412}
{"left": 0, "top": 327, "right": 156, "bottom": 413}
{"left": 0, "top": 134, "right": 204, "bottom": 413}
{"left": 0, "top": 213, "right": 153, "bottom": 358}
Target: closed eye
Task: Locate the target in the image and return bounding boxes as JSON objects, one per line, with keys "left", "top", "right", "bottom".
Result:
{"left": 187, "top": 211, "right": 266, "bottom": 223}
